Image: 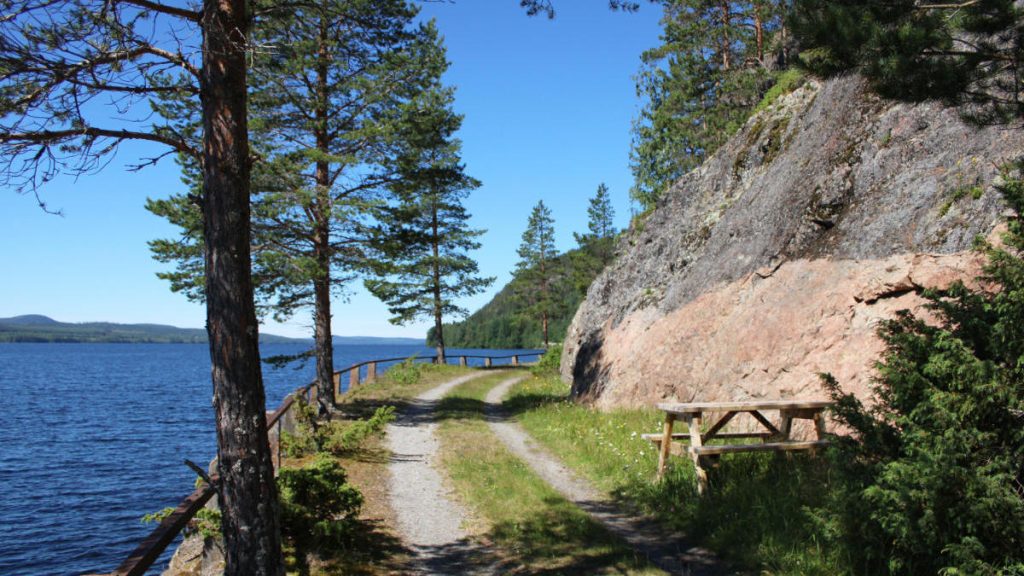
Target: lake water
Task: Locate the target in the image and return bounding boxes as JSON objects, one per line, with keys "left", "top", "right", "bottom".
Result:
{"left": 0, "top": 343, "right": 540, "bottom": 575}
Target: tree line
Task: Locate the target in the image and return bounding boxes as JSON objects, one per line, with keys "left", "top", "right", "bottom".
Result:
{"left": 433, "top": 183, "right": 617, "bottom": 349}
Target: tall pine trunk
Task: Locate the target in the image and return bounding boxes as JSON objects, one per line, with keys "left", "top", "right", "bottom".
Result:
{"left": 431, "top": 201, "right": 446, "bottom": 364}
{"left": 312, "top": 16, "right": 335, "bottom": 411}
{"left": 200, "top": 1, "right": 284, "bottom": 574}
{"left": 312, "top": 230, "right": 334, "bottom": 411}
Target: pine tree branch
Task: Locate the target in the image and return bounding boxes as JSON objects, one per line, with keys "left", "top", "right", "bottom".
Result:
{"left": 114, "top": 0, "right": 202, "bottom": 21}
{"left": 1, "top": 125, "right": 198, "bottom": 158}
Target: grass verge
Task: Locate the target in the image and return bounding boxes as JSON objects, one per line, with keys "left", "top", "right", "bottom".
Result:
{"left": 506, "top": 374, "right": 845, "bottom": 576}
{"left": 434, "top": 370, "right": 665, "bottom": 575}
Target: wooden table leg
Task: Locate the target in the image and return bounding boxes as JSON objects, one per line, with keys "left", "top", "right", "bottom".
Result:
{"left": 779, "top": 409, "right": 794, "bottom": 440}
{"left": 813, "top": 411, "right": 827, "bottom": 440}
{"left": 657, "top": 413, "right": 676, "bottom": 480}
{"left": 687, "top": 413, "right": 708, "bottom": 495}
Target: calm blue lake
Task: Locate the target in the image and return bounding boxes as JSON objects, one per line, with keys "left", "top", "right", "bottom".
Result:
{"left": 0, "top": 342, "right": 540, "bottom": 575}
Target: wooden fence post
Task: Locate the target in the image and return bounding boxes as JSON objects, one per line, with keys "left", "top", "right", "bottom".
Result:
{"left": 459, "top": 356, "right": 467, "bottom": 367}
{"left": 333, "top": 373, "right": 341, "bottom": 402}
{"left": 512, "top": 355, "right": 519, "bottom": 366}
{"left": 367, "top": 362, "right": 377, "bottom": 382}
{"left": 351, "top": 368, "right": 360, "bottom": 389}
{"left": 485, "top": 357, "right": 492, "bottom": 368}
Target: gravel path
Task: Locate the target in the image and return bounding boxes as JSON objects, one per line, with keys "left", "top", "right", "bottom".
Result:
{"left": 386, "top": 371, "right": 499, "bottom": 575}
{"left": 484, "top": 376, "right": 725, "bottom": 576}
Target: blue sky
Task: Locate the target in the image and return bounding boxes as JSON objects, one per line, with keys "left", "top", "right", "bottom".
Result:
{"left": 0, "top": 2, "right": 663, "bottom": 339}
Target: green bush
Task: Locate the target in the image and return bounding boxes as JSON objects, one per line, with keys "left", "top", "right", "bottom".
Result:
{"left": 821, "top": 169, "right": 1024, "bottom": 575}
{"left": 322, "top": 405, "right": 395, "bottom": 455}
{"left": 530, "top": 344, "right": 563, "bottom": 377}
{"left": 279, "top": 393, "right": 320, "bottom": 458}
{"left": 383, "top": 357, "right": 423, "bottom": 385}
{"left": 278, "top": 454, "right": 363, "bottom": 546}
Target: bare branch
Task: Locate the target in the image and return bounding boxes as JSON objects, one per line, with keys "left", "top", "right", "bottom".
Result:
{"left": 114, "top": 0, "right": 201, "bottom": 21}
{"left": 2, "top": 125, "right": 198, "bottom": 158}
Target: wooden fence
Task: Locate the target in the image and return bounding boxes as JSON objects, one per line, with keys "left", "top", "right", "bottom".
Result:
{"left": 92, "top": 350, "right": 542, "bottom": 576}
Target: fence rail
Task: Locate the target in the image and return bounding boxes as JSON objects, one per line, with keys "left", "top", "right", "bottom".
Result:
{"left": 94, "top": 349, "right": 543, "bottom": 576}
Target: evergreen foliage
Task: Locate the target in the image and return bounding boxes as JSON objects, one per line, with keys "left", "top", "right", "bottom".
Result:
{"left": 790, "top": 0, "right": 1024, "bottom": 124}
{"left": 364, "top": 87, "right": 493, "bottom": 363}
{"left": 630, "top": 0, "right": 792, "bottom": 210}
{"left": 515, "top": 201, "right": 560, "bottom": 347}
{"left": 146, "top": 0, "right": 447, "bottom": 408}
{"left": 433, "top": 186, "right": 621, "bottom": 349}
{"left": 571, "top": 183, "right": 618, "bottom": 296}
{"left": 278, "top": 455, "right": 364, "bottom": 546}
{"left": 820, "top": 171, "right": 1024, "bottom": 575}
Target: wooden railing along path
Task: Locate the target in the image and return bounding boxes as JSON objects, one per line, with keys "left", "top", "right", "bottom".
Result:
{"left": 92, "top": 350, "right": 542, "bottom": 576}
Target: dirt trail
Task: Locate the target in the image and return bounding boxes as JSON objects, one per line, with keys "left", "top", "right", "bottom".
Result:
{"left": 484, "top": 376, "right": 725, "bottom": 576}
{"left": 385, "top": 371, "right": 498, "bottom": 575}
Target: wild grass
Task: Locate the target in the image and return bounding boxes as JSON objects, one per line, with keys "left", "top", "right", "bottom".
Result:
{"left": 435, "top": 371, "right": 665, "bottom": 575}
{"left": 506, "top": 374, "right": 846, "bottom": 576}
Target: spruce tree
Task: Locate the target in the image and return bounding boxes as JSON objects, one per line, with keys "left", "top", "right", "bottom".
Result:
{"left": 515, "top": 201, "right": 558, "bottom": 347}
{"left": 364, "top": 87, "right": 493, "bottom": 364}
{"left": 571, "top": 183, "right": 617, "bottom": 295}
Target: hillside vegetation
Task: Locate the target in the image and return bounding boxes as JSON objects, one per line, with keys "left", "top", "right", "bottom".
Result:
{"left": 0, "top": 315, "right": 301, "bottom": 344}
{"left": 428, "top": 250, "right": 586, "bottom": 349}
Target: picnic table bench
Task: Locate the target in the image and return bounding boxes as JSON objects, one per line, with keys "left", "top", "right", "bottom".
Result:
{"left": 644, "top": 400, "right": 832, "bottom": 494}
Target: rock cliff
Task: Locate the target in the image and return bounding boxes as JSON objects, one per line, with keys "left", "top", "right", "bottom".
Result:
{"left": 563, "top": 75, "right": 1022, "bottom": 408}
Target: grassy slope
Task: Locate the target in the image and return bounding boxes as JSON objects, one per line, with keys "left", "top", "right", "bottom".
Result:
{"left": 507, "top": 374, "right": 845, "bottom": 576}
{"left": 434, "top": 370, "right": 665, "bottom": 575}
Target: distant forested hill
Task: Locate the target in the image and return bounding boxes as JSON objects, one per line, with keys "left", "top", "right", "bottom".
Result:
{"left": 0, "top": 315, "right": 302, "bottom": 344}
{"left": 429, "top": 248, "right": 597, "bottom": 349}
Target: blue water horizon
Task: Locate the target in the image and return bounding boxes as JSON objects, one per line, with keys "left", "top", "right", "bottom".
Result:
{"left": 0, "top": 342, "right": 542, "bottom": 575}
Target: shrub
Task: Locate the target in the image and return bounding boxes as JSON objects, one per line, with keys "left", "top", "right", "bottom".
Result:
{"left": 279, "top": 393, "right": 320, "bottom": 458}
{"left": 531, "top": 344, "right": 563, "bottom": 377}
{"left": 322, "top": 405, "right": 396, "bottom": 455}
{"left": 278, "top": 454, "right": 363, "bottom": 546}
{"left": 383, "top": 357, "right": 423, "bottom": 385}
{"left": 821, "top": 169, "right": 1024, "bottom": 575}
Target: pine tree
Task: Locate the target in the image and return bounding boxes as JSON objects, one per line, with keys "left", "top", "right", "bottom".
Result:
{"left": 147, "top": 1, "right": 446, "bottom": 411}
{"left": 791, "top": 0, "right": 1024, "bottom": 123}
{"left": 0, "top": 1, "right": 284, "bottom": 572}
{"left": 631, "top": 0, "right": 789, "bottom": 210}
{"left": 515, "top": 201, "right": 558, "bottom": 347}
{"left": 364, "top": 87, "right": 493, "bottom": 364}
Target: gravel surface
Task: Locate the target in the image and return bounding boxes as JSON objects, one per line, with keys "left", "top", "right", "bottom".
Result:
{"left": 386, "top": 371, "right": 499, "bottom": 575}
{"left": 484, "top": 376, "right": 726, "bottom": 576}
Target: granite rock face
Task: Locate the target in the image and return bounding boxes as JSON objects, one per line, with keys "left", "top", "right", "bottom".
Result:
{"left": 563, "top": 75, "right": 1021, "bottom": 408}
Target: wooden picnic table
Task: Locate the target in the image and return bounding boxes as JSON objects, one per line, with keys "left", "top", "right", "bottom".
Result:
{"left": 647, "top": 400, "right": 832, "bottom": 494}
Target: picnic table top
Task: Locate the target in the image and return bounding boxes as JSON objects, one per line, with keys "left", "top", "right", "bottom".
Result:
{"left": 657, "top": 399, "right": 832, "bottom": 414}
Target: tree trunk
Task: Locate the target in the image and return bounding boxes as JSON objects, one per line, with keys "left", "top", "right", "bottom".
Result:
{"left": 542, "top": 311, "right": 549, "bottom": 348}
{"left": 200, "top": 2, "right": 283, "bottom": 575}
{"left": 312, "top": 247, "right": 334, "bottom": 410}
{"left": 312, "top": 15, "right": 335, "bottom": 412}
{"left": 720, "top": 1, "right": 732, "bottom": 71}
{"left": 431, "top": 202, "right": 445, "bottom": 364}
{"left": 754, "top": 8, "right": 764, "bottom": 64}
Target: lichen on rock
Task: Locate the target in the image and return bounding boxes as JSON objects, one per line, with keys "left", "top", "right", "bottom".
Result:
{"left": 563, "top": 75, "right": 1021, "bottom": 409}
